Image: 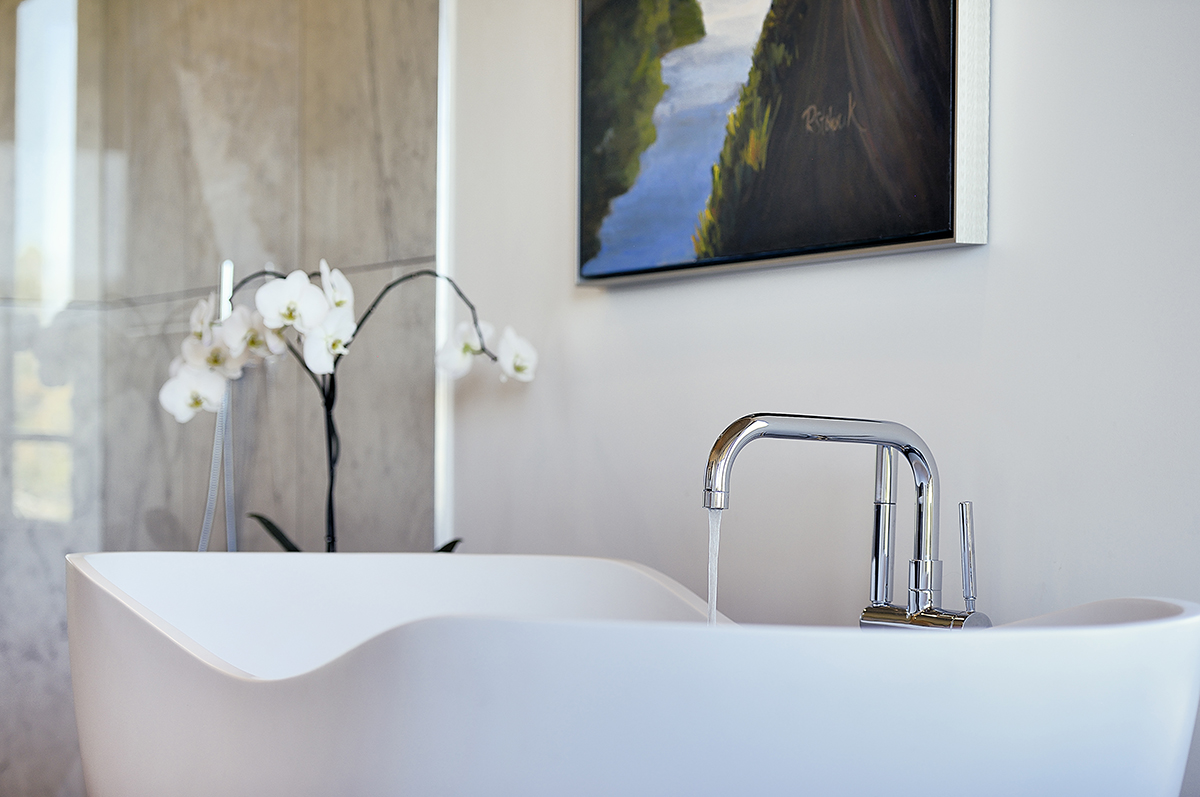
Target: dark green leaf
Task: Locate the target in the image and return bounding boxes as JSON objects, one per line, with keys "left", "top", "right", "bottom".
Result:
{"left": 435, "top": 538, "right": 462, "bottom": 553}
{"left": 248, "top": 513, "right": 302, "bottom": 552}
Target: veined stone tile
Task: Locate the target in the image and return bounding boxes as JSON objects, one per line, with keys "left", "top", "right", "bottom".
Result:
{"left": 301, "top": 0, "right": 438, "bottom": 264}
{"left": 108, "top": 0, "right": 301, "bottom": 301}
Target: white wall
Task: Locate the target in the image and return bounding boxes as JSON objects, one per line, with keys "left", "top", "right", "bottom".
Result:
{"left": 447, "top": 0, "right": 1200, "bottom": 628}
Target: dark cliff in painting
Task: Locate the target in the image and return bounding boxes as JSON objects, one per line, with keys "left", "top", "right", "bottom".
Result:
{"left": 695, "top": 0, "right": 954, "bottom": 262}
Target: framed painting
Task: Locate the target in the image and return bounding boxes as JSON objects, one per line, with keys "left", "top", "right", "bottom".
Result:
{"left": 577, "top": 0, "right": 989, "bottom": 284}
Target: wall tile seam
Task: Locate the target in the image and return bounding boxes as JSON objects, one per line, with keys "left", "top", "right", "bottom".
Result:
{"left": 0, "top": 253, "right": 437, "bottom": 310}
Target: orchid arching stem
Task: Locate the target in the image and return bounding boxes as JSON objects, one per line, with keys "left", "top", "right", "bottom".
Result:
{"left": 349, "top": 269, "right": 498, "bottom": 362}
{"left": 322, "top": 373, "right": 339, "bottom": 552}
{"left": 231, "top": 263, "right": 493, "bottom": 553}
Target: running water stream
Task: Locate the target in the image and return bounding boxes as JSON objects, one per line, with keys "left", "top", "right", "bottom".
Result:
{"left": 708, "top": 507, "right": 722, "bottom": 624}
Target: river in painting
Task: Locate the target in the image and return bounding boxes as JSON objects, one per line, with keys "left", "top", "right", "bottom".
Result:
{"left": 581, "top": 0, "right": 772, "bottom": 278}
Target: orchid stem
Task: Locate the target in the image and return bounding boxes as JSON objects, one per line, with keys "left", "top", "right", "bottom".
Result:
{"left": 349, "top": 269, "right": 498, "bottom": 362}
{"left": 323, "top": 372, "right": 339, "bottom": 552}
{"left": 230, "top": 269, "right": 280, "bottom": 296}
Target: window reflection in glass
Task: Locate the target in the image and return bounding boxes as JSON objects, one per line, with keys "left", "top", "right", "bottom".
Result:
{"left": 14, "top": 0, "right": 77, "bottom": 325}
{"left": 12, "top": 440, "right": 73, "bottom": 522}
{"left": 10, "top": 0, "right": 78, "bottom": 523}
{"left": 13, "top": 350, "right": 73, "bottom": 435}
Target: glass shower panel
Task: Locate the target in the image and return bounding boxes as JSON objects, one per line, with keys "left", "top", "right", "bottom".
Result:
{"left": 10, "top": 0, "right": 80, "bottom": 525}
{"left": 14, "top": 0, "right": 76, "bottom": 324}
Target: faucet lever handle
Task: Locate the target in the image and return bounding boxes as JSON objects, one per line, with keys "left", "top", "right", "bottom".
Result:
{"left": 959, "top": 501, "right": 978, "bottom": 612}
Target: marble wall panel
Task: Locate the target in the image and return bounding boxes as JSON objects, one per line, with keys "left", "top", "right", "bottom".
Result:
{"left": 105, "top": 0, "right": 301, "bottom": 300}
{"left": 301, "top": 0, "right": 438, "bottom": 263}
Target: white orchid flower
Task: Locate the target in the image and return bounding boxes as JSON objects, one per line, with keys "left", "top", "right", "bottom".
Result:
{"left": 302, "top": 305, "right": 357, "bottom": 375}
{"left": 221, "top": 347, "right": 251, "bottom": 379}
{"left": 264, "top": 325, "right": 288, "bottom": 356}
{"left": 222, "top": 305, "right": 256, "bottom": 357}
{"left": 158, "top": 363, "right": 227, "bottom": 423}
{"left": 223, "top": 305, "right": 285, "bottom": 358}
{"left": 435, "top": 320, "right": 494, "bottom": 379}
{"left": 181, "top": 336, "right": 250, "bottom": 380}
{"left": 255, "top": 270, "right": 330, "bottom": 333}
{"left": 319, "top": 259, "right": 355, "bottom": 314}
{"left": 189, "top": 293, "right": 218, "bottom": 345}
{"left": 180, "top": 336, "right": 206, "bottom": 370}
{"left": 496, "top": 326, "right": 537, "bottom": 383}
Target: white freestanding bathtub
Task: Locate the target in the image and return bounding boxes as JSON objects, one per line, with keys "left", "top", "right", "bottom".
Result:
{"left": 67, "top": 552, "right": 1200, "bottom": 796}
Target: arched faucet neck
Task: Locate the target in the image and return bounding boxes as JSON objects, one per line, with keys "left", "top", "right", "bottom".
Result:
{"left": 702, "top": 413, "right": 945, "bottom": 616}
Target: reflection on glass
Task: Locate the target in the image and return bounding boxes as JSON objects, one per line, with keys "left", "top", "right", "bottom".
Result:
{"left": 13, "top": 440, "right": 73, "bottom": 522}
{"left": 13, "top": 350, "right": 73, "bottom": 435}
{"left": 14, "top": 0, "right": 77, "bottom": 325}
{"left": 10, "top": 0, "right": 78, "bottom": 523}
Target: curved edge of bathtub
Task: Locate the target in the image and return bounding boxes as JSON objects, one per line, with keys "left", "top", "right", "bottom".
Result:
{"left": 66, "top": 551, "right": 1200, "bottom": 797}
{"left": 67, "top": 551, "right": 722, "bottom": 680}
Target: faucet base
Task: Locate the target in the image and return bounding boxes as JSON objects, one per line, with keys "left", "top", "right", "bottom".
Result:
{"left": 860, "top": 603, "right": 992, "bottom": 630}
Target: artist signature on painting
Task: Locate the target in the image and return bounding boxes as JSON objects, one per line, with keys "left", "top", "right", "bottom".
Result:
{"left": 801, "top": 93, "right": 866, "bottom": 134}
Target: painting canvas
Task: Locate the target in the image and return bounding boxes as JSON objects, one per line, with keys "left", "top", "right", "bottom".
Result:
{"left": 578, "top": 0, "right": 960, "bottom": 282}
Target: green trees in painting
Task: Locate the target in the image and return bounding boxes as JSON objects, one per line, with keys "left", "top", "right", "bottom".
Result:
{"left": 693, "top": 1, "right": 800, "bottom": 259}
{"left": 579, "top": 0, "right": 705, "bottom": 266}
{"left": 668, "top": 0, "right": 706, "bottom": 44}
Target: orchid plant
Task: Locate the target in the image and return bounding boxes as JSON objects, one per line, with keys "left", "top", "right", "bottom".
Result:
{"left": 159, "top": 262, "right": 536, "bottom": 552}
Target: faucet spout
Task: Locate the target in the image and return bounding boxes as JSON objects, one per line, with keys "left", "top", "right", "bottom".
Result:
{"left": 704, "top": 413, "right": 939, "bottom": 567}
{"left": 703, "top": 413, "right": 986, "bottom": 625}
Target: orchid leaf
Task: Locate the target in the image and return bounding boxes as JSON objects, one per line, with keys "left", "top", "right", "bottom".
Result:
{"left": 248, "top": 513, "right": 302, "bottom": 552}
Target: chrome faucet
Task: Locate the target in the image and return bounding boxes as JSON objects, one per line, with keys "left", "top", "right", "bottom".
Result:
{"left": 703, "top": 413, "right": 990, "bottom": 629}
